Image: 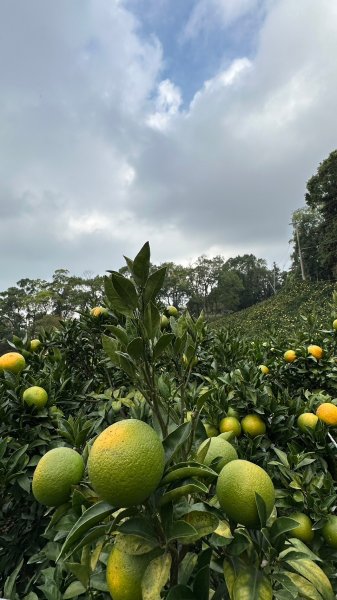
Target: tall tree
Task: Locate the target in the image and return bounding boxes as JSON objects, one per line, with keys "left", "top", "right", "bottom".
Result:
{"left": 305, "top": 149, "right": 337, "bottom": 279}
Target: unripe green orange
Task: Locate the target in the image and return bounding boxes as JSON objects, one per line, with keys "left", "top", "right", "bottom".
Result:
{"left": 23, "top": 386, "right": 48, "bottom": 409}
{"left": 216, "top": 460, "right": 275, "bottom": 529}
{"left": 106, "top": 545, "right": 155, "bottom": 600}
{"left": 322, "top": 515, "right": 337, "bottom": 549}
{"left": 32, "top": 447, "right": 84, "bottom": 506}
{"left": 297, "top": 412, "right": 318, "bottom": 432}
{"left": 289, "top": 512, "right": 314, "bottom": 544}
{"left": 259, "top": 365, "right": 269, "bottom": 375}
{"left": 88, "top": 419, "right": 165, "bottom": 507}
{"left": 160, "top": 315, "right": 169, "bottom": 329}
{"left": 30, "top": 339, "right": 42, "bottom": 352}
{"left": 333, "top": 319, "right": 337, "bottom": 331}
{"left": 197, "top": 437, "right": 238, "bottom": 472}
{"left": 219, "top": 416, "right": 241, "bottom": 438}
{"left": 241, "top": 414, "right": 266, "bottom": 437}
{"left": 166, "top": 305, "right": 178, "bottom": 317}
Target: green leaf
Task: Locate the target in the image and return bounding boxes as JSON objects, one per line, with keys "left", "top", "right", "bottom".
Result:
{"left": 117, "top": 516, "right": 157, "bottom": 542}
{"left": 285, "top": 559, "right": 334, "bottom": 600}
{"left": 142, "top": 553, "right": 172, "bottom": 600}
{"left": 57, "top": 501, "right": 116, "bottom": 560}
{"left": 180, "top": 510, "right": 219, "bottom": 543}
{"left": 64, "top": 563, "right": 90, "bottom": 588}
{"left": 166, "top": 585, "right": 195, "bottom": 600}
{"left": 196, "top": 388, "right": 213, "bottom": 412}
{"left": 132, "top": 241, "right": 151, "bottom": 286}
{"left": 90, "top": 571, "right": 109, "bottom": 592}
{"left": 104, "top": 276, "right": 133, "bottom": 316}
{"left": 270, "top": 517, "right": 301, "bottom": 543}
{"left": 115, "top": 533, "right": 158, "bottom": 555}
{"left": 63, "top": 580, "right": 87, "bottom": 599}
{"left": 127, "top": 337, "right": 144, "bottom": 360}
{"left": 163, "top": 421, "right": 192, "bottom": 465}
{"left": 143, "top": 267, "right": 167, "bottom": 305}
{"left": 110, "top": 272, "right": 138, "bottom": 310}
{"left": 102, "top": 335, "right": 120, "bottom": 366}
{"left": 144, "top": 302, "right": 161, "bottom": 340}
{"left": 272, "top": 447, "right": 290, "bottom": 468}
{"left": 107, "top": 325, "right": 129, "bottom": 347}
{"left": 284, "top": 572, "right": 323, "bottom": 600}
{"left": 167, "top": 520, "right": 198, "bottom": 542}
{"left": 234, "top": 568, "right": 272, "bottom": 600}
{"left": 160, "top": 461, "right": 217, "bottom": 485}
{"left": 255, "top": 493, "right": 268, "bottom": 528}
{"left": 193, "top": 565, "right": 210, "bottom": 600}
{"left": 153, "top": 333, "right": 174, "bottom": 360}
{"left": 71, "top": 524, "right": 109, "bottom": 556}
{"left": 4, "top": 559, "right": 23, "bottom": 598}
{"left": 159, "top": 480, "right": 208, "bottom": 507}
{"left": 115, "top": 352, "right": 137, "bottom": 379}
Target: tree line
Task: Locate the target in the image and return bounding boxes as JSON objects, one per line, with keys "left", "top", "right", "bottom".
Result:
{"left": 0, "top": 255, "right": 285, "bottom": 341}
{"left": 1, "top": 149, "right": 336, "bottom": 342}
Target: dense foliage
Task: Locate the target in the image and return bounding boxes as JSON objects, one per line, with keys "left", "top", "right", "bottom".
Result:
{"left": 1, "top": 243, "right": 337, "bottom": 600}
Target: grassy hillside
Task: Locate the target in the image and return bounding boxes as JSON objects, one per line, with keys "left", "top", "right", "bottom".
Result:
{"left": 211, "top": 279, "right": 336, "bottom": 340}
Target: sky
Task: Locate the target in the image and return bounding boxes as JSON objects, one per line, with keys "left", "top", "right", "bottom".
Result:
{"left": 1, "top": 0, "right": 337, "bottom": 290}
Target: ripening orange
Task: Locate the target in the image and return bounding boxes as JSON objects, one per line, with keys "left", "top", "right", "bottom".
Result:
{"left": 307, "top": 345, "right": 323, "bottom": 360}
{"left": 316, "top": 403, "right": 337, "bottom": 426}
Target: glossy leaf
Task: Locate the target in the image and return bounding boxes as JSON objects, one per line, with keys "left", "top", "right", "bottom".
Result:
{"left": 142, "top": 552, "right": 172, "bottom": 600}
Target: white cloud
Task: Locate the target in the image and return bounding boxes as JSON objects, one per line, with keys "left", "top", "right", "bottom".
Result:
{"left": 1, "top": 0, "right": 337, "bottom": 289}
{"left": 147, "top": 79, "right": 182, "bottom": 130}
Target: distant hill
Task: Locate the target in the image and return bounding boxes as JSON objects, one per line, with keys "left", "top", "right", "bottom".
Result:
{"left": 210, "top": 280, "right": 336, "bottom": 340}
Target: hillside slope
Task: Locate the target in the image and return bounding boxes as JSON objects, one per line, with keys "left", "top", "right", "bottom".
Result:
{"left": 211, "top": 280, "right": 336, "bottom": 340}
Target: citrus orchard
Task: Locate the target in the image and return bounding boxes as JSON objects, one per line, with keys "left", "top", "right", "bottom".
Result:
{"left": 32, "top": 447, "right": 84, "bottom": 506}
{"left": 88, "top": 419, "right": 165, "bottom": 507}
{"left": 216, "top": 459, "right": 275, "bottom": 528}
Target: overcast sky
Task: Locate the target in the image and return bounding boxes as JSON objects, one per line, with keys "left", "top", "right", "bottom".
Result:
{"left": 1, "top": 0, "right": 337, "bottom": 290}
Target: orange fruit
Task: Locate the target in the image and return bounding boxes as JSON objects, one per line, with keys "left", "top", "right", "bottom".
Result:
{"left": 289, "top": 512, "right": 314, "bottom": 544}
{"left": 23, "top": 386, "right": 48, "bottom": 409}
{"left": 333, "top": 319, "right": 337, "bottom": 331}
{"left": 297, "top": 412, "right": 318, "bottom": 432}
{"left": 259, "top": 365, "right": 269, "bottom": 374}
{"left": 106, "top": 544, "right": 155, "bottom": 600}
{"left": 316, "top": 403, "right": 337, "bottom": 426}
{"left": 241, "top": 414, "right": 266, "bottom": 437}
{"left": 322, "top": 515, "right": 337, "bottom": 549}
{"left": 90, "top": 306, "right": 108, "bottom": 317}
{"left": 219, "top": 417, "right": 241, "bottom": 438}
{"left": 307, "top": 345, "right": 323, "bottom": 360}
{"left": 30, "top": 339, "right": 42, "bottom": 352}
{"left": 166, "top": 306, "right": 178, "bottom": 317}
{"left": 160, "top": 315, "right": 169, "bottom": 329}
{"left": 197, "top": 437, "right": 238, "bottom": 472}
{"left": 284, "top": 350, "right": 297, "bottom": 362}
{"left": 32, "top": 447, "right": 84, "bottom": 506}
{"left": 0, "top": 352, "right": 26, "bottom": 374}
{"left": 88, "top": 419, "right": 165, "bottom": 507}
{"left": 216, "top": 460, "right": 275, "bottom": 529}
